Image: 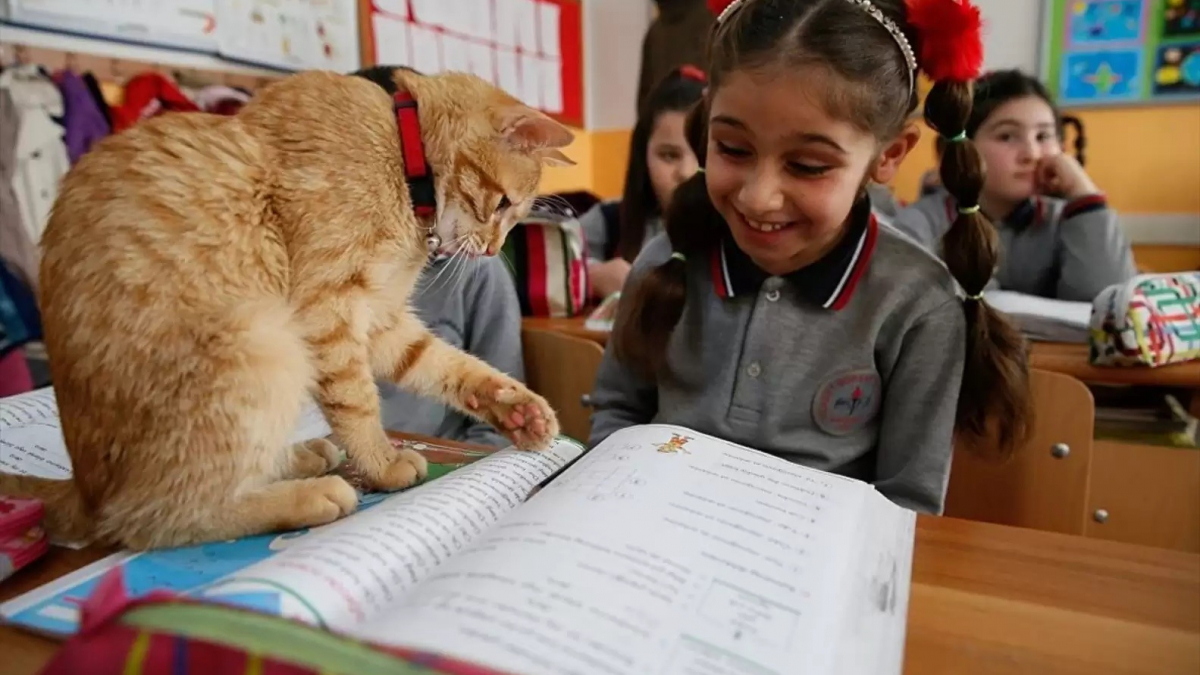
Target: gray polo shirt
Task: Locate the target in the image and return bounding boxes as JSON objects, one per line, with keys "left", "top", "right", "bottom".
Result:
{"left": 893, "top": 190, "right": 1137, "bottom": 301}
{"left": 579, "top": 200, "right": 663, "bottom": 262}
{"left": 376, "top": 255, "right": 523, "bottom": 448}
{"left": 589, "top": 200, "right": 966, "bottom": 514}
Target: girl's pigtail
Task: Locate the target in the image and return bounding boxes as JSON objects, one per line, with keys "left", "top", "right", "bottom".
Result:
{"left": 613, "top": 100, "right": 723, "bottom": 378}
{"left": 924, "top": 81, "right": 1033, "bottom": 457}
{"left": 1061, "top": 114, "right": 1086, "bottom": 167}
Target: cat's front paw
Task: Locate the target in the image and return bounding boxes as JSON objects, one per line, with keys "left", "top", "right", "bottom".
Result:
{"left": 361, "top": 447, "right": 429, "bottom": 492}
{"left": 465, "top": 380, "right": 559, "bottom": 450}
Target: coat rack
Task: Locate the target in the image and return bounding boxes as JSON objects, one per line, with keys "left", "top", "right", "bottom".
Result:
{"left": 0, "top": 41, "right": 279, "bottom": 92}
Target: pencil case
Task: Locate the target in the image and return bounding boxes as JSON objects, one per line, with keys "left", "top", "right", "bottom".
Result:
{"left": 0, "top": 496, "right": 48, "bottom": 581}
{"left": 1089, "top": 272, "right": 1200, "bottom": 367}
{"left": 39, "top": 568, "right": 518, "bottom": 675}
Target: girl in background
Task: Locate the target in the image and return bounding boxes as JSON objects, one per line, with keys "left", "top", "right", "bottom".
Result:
{"left": 582, "top": 66, "right": 705, "bottom": 299}
{"left": 895, "top": 69, "right": 1135, "bottom": 301}
{"left": 589, "top": 0, "right": 1032, "bottom": 514}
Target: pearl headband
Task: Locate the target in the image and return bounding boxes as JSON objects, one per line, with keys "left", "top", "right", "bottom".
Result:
{"left": 714, "top": 0, "right": 918, "bottom": 95}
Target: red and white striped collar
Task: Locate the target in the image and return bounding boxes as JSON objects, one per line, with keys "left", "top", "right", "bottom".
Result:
{"left": 709, "top": 199, "right": 880, "bottom": 311}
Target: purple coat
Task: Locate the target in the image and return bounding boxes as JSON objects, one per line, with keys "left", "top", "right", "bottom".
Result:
{"left": 55, "top": 70, "right": 110, "bottom": 164}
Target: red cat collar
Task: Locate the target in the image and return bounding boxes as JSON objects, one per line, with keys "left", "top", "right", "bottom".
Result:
{"left": 393, "top": 92, "right": 436, "bottom": 218}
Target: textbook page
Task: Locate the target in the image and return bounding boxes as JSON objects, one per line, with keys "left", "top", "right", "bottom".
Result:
{"left": 0, "top": 393, "right": 332, "bottom": 479}
{"left": 0, "top": 386, "right": 59, "bottom": 431}
{"left": 193, "top": 440, "right": 583, "bottom": 633}
{"left": 357, "top": 425, "right": 916, "bottom": 675}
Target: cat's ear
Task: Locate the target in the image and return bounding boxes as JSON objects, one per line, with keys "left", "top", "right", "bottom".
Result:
{"left": 536, "top": 148, "right": 576, "bottom": 167}
{"left": 498, "top": 107, "right": 574, "bottom": 151}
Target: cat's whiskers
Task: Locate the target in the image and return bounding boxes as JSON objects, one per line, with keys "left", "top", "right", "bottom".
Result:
{"left": 531, "top": 194, "right": 577, "bottom": 218}
{"left": 421, "top": 231, "right": 476, "bottom": 293}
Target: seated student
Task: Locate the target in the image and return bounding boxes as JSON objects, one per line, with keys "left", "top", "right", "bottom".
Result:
{"left": 893, "top": 69, "right": 1136, "bottom": 302}
{"left": 581, "top": 66, "right": 705, "bottom": 299}
{"left": 589, "top": 0, "right": 1033, "bottom": 515}
{"left": 376, "top": 255, "right": 524, "bottom": 449}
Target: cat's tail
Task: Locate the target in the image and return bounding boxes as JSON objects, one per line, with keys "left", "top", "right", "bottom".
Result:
{"left": 0, "top": 474, "right": 93, "bottom": 543}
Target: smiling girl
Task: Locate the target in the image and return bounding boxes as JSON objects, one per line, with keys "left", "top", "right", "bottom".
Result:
{"left": 587, "top": 0, "right": 1033, "bottom": 514}
{"left": 895, "top": 70, "right": 1136, "bottom": 301}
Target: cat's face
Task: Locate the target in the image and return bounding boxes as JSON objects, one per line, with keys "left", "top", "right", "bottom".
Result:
{"left": 400, "top": 71, "right": 575, "bottom": 257}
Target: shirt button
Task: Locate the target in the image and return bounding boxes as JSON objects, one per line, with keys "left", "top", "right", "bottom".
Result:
{"left": 765, "top": 289, "right": 781, "bottom": 302}
{"left": 746, "top": 362, "right": 762, "bottom": 378}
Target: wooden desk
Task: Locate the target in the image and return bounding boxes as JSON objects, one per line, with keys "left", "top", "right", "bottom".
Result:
{"left": 1030, "top": 341, "right": 1200, "bottom": 389}
{"left": 522, "top": 315, "right": 608, "bottom": 346}
{"left": 4, "top": 514, "right": 1197, "bottom": 674}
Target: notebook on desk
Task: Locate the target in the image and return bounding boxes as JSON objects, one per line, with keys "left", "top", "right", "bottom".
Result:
{"left": 1, "top": 389, "right": 917, "bottom": 675}
{"left": 986, "top": 290, "right": 1093, "bottom": 343}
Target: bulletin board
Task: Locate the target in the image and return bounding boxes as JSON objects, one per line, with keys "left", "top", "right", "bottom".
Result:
{"left": 1041, "top": 0, "right": 1200, "bottom": 107}
{"left": 359, "top": 0, "right": 584, "bottom": 128}
{"left": 0, "top": 0, "right": 361, "bottom": 73}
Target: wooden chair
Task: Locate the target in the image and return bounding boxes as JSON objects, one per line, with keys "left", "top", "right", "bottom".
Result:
{"left": 944, "top": 368, "right": 1096, "bottom": 535}
{"left": 521, "top": 328, "right": 605, "bottom": 444}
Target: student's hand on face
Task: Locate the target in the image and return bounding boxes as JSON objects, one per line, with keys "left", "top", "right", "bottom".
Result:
{"left": 591, "top": 258, "right": 632, "bottom": 298}
{"left": 1036, "top": 153, "right": 1099, "bottom": 200}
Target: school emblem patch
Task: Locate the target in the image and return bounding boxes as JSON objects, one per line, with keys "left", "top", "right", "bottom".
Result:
{"left": 812, "top": 370, "right": 882, "bottom": 435}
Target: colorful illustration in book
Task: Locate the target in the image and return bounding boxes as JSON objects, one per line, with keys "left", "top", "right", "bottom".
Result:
{"left": 654, "top": 434, "right": 694, "bottom": 454}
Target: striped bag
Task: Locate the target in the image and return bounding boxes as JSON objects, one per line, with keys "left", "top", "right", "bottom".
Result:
{"left": 501, "top": 212, "right": 590, "bottom": 317}
{"left": 39, "top": 569, "right": 517, "bottom": 675}
{"left": 1089, "top": 272, "right": 1200, "bottom": 367}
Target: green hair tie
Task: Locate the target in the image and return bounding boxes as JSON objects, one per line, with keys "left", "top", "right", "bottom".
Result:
{"left": 944, "top": 131, "right": 968, "bottom": 143}
{"left": 966, "top": 291, "right": 985, "bottom": 301}
{"left": 670, "top": 252, "right": 687, "bottom": 262}
{"left": 958, "top": 204, "right": 981, "bottom": 215}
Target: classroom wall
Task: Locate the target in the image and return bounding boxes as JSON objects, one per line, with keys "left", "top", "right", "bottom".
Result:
{"left": 537, "top": 0, "right": 644, "bottom": 199}
{"left": 891, "top": 105, "right": 1200, "bottom": 217}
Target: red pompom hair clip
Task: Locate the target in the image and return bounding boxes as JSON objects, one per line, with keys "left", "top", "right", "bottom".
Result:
{"left": 678, "top": 65, "right": 707, "bottom": 83}
{"left": 707, "top": 0, "right": 738, "bottom": 16}
{"left": 905, "top": 0, "right": 985, "bottom": 82}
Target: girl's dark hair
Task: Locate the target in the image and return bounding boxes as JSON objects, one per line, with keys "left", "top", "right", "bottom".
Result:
{"left": 614, "top": 0, "right": 1032, "bottom": 457}
{"left": 614, "top": 67, "right": 706, "bottom": 262}
{"left": 946, "top": 69, "right": 1088, "bottom": 165}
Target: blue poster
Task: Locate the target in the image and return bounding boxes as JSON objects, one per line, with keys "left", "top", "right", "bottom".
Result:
{"left": 1062, "top": 50, "right": 1144, "bottom": 101}
{"left": 1070, "top": 0, "right": 1147, "bottom": 44}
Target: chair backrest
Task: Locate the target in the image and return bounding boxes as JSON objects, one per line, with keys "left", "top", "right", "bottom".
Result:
{"left": 521, "top": 328, "right": 605, "bottom": 444}
{"left": 944, "top": 368, "right": 1095, "bottom": 535}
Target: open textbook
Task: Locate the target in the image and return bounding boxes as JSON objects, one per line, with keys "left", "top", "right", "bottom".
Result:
{"left": 1, "top": 389, "right": 917, "bottom": 675}
{"left": 986, "top": 289, "right": 1094, "bottom": 343}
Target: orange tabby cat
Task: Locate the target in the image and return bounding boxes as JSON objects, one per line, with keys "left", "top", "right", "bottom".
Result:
{"left": 0, "top": 68, "right": 569, "bottom": 550}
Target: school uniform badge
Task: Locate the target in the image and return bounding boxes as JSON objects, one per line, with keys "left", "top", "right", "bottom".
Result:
{"left": 813, "top": 370, "right": 882, "bottom": 435}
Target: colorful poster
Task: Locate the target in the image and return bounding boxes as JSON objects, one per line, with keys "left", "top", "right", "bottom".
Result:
{"left": 1044, "top": 0, "right": 1200, "bottom": 106}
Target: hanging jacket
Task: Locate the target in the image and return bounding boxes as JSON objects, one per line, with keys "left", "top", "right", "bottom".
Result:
{"left": 111, "top": 72, "right": 200, "bottom": 132}
{"left": 54, "top": 69, "right": 111, "bottom": 164}
{"left": 82, "top": 72, "right": 114, "bottom": 128}
{"left": 0, "top": 88, "right": 39, "bottom": 290}
{"left": 0, "top": 64, "right": 69, "bottom": 251}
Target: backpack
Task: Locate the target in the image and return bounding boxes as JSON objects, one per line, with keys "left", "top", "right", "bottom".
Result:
{"left": 501, "top": 209, "right": 590, "bottom": 317}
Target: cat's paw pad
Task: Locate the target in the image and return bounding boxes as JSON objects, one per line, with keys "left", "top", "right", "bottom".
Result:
{"left": 466, "top": 382, "right": 559, "bottom": 450}
{"left": 290, "top": 438, "right": 342, "bottom": 478}
{"left": 299, "top": 476, "right": 359, "bottom": 526}
{"left": 367, "top": 447, "right": 429, "bottom": 492}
